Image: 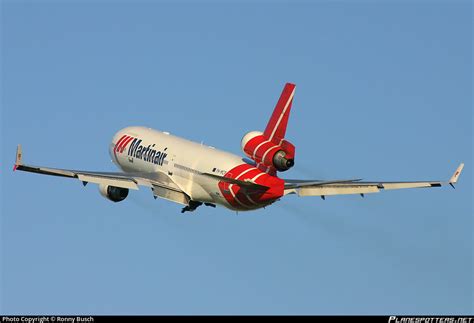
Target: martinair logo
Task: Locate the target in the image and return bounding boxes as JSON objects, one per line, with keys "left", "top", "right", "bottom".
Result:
{"left": 114, "top": 135, "right": 168, "bottom": 166}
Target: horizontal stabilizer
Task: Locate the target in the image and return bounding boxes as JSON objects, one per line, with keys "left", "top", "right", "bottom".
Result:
{"left": 201, "top": 172, "right": 269, "bottom": 191}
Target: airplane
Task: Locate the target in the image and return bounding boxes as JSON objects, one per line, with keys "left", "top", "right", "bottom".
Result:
{"left": 13, "top": 83, "right": 464, "bottom": 213}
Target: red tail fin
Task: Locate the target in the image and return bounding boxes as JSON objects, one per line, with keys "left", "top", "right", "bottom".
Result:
{"left": 263, "top": 83, "right": 296, "bottom": 144}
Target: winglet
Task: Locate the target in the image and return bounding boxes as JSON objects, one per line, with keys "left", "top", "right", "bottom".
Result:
{"left": 13, "top": 144, "right": 23, "bottom": 171}
{"left": 449, "top": 163, "right": 464, "bottom": 184}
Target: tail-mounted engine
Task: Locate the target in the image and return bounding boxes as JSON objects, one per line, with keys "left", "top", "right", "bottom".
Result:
{"left": 241, "top": 131, "right": 295, "bottom": 172}
{"left": 240, "top": 82, "right": 297, "bottom": 173}
{"left": 99, "top": 184, "right": 129, "bottom": 202}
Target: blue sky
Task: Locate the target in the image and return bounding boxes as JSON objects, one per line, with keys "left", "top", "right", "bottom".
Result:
{"left": 1, "top": 0, "right": 472, "bottom": 315}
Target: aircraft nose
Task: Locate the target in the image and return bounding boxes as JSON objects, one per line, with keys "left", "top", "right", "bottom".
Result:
{"left": 109, "top": 131, "right": 127, "bottom": 162}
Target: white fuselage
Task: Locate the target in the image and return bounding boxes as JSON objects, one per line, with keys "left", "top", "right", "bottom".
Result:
{"left": 109, "top": 126, "right": 283, "bottom": 210}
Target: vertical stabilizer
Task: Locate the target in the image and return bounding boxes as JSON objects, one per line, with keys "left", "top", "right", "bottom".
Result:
{"left": 263, "top": 83, "right": 296, "bottom": 144}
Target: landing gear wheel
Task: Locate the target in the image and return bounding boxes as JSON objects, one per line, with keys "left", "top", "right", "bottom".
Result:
{"left": 181, "top": 200, "right": 203, "bottom": 213}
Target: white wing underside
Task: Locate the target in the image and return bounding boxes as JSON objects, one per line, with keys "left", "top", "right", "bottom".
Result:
{"left": 14, "top": 145, "right": 190, "bottom": 204}
{"left": 15, "top": 162, "right": 191, "bottom": 203}
{"left": 284, "top": 163, "right": 465, "bottom": 197}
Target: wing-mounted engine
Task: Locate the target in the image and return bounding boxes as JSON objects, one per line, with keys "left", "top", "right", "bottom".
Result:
{"left": 240, "top": 83, "right": 297, "bottom": 173}
{"left": 99, "top": 184, "right": 129, "bottom": 202}
{"left": 241, "top": 131, "right": 295, "bottom": 172}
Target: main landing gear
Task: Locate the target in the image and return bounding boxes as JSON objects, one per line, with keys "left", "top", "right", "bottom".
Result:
{"left": 181, "top": 201, "right": 216, "bottom": 213}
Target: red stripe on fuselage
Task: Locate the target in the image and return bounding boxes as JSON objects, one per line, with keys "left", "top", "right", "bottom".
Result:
{"left": 253, "top": 141, "right": 273, "bottom": 162}
{"left": 244, "top": 135, "right": 266, "bottom": 154}
{"left": 119, "top": 136, "right": 134, "bottom": 153}
{"left": 218, "top": 164, "right": 253, "bottom": 208}
{"left": 117, "top": 136, "right": 131, "bottom": 153}
{"left": 114, "top": 135, "right": 128, "bottom": 153}
{"left": 218, "top": 163, "right": 284, "bottom": 210}
{"left": 233, "top": 167, "right": 262, "bottom": 206}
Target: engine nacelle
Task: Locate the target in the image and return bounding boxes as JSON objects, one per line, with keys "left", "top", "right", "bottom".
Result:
{"left": 241, "top": 131, "right": 295, "bottom": 172}
{"left": 99, "top": 184, "right": 129, "bottom": 202}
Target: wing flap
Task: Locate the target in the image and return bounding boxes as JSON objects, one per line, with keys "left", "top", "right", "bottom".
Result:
{"left": 380, "top": 182, "right": 438, "bottom": 190}
{"left": 284, "top": 179, "right": 362, "bottom": 189}
{"left": 77, "top": 174, "right": 139, "bottom": 190}
{"left": 152, "top": 184, "right": 189, "bottom": 205}
{"left": 297, "top": 185, "right": 380, "bottom": 196}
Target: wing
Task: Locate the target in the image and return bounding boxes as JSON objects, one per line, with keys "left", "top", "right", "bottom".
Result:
{"left": 13, "top": 144, "right": 190, "bottom": 205}
{"left": 284, "top": 163, "right": 465, "bottom": 198}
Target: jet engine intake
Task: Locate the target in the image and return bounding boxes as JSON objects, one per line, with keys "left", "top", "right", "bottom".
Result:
{"left": 273, "top": 150, "right": 294, "bottom": 171}
{"left": 241, "top": 131, "right": 295, "bottom": 172}
{"left": 99, "top": 184, "right": 129, "bottom": 202}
